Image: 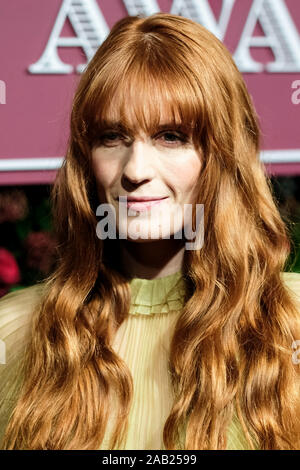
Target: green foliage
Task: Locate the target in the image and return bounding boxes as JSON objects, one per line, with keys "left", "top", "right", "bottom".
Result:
{"left": 0, "top": 186, "right": 55, "bottom": 293}
{"left": 286, "top": 221, "right": 300, "bottom": 273}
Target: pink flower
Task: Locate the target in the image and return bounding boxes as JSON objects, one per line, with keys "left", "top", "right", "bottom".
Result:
{"left": 25, "top": 231, "right": 56, "bottom": 275}
{"left": 0, "top": 248, "right": 21, "bottom": 285}
{"left": 0, "top": 189, "right": 28, "bottom": 223}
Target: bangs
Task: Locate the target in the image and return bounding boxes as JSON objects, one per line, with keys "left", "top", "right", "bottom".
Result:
{"left": 82, "top": 48, "right": 205, "bottom": 147}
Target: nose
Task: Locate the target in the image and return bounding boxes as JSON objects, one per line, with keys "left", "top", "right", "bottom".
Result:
{"left": 122, "top": 140, "right": 156, "bottom": 185}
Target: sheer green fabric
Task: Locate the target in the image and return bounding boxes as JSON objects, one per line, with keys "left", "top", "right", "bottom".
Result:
{"left": 0, "top": 271, "right": 299, "bottom": 449}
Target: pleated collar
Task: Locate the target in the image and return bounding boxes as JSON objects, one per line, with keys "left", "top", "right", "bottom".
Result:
{"left": 128, "top": 270, "right": 186, "bottom": 315}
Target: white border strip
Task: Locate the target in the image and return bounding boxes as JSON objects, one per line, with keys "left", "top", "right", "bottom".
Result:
{"left": 260, "top": 149, "right": 300, "bottom": 163}
{"left": 0, "top": 157, "right": 64, "bottom": 171}
{"left": 0, "top": 150, "right": 300, "bottom": 171}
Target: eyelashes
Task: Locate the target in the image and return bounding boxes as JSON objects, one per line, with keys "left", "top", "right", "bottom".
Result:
{"left": 161, "top": 132, "right": 189, "bottom": 145}
{"left": 97, "top": 130, "right": 190, "bottom": 148}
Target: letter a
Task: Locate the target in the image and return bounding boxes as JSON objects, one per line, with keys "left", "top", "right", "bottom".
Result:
{"left": 170, "top": 0, "right": 235, "bottom": 41}
{"left": 28, "top": 0, "right": 109, "bottom": 74}
{"left": 122, "top": 0, "right": 160, "bottom": 16}
{"left": 234, "top": 0, "right": 300, "bottom": 72}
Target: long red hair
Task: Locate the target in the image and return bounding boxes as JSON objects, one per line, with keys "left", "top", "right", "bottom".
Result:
{"left": 2, "top": 13, "right": 300, "bottom": 449}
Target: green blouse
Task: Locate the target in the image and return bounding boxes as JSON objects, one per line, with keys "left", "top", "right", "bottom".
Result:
{"left": 0, "top": 270, "right": 300, "bottom": 449}
{"left": 99, "top": 270, "right": 252, "bottom": 450}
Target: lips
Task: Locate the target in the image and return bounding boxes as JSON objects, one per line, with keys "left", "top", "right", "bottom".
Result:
{"left": 119, "top": 196, "right": 168, "bottom": 202}
{"left": 117, "top": 196, "right": 169, "bottom": 212}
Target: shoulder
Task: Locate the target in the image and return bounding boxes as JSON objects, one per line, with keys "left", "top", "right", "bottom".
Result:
{"left": 0, "top": 283, "right": 47, "bottom": 447}
{"left": 0, "top": 282, "right": 46, "bottom": 311}
{"left": 281, "top": 272, "right": 300, "bottom": 301}
{"left": 0, "top": 283, "right": 47, "bottom": 366}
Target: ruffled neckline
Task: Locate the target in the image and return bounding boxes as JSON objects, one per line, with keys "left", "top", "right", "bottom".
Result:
{"left": 128, "top": 270, "right": 186, "bottom": 315}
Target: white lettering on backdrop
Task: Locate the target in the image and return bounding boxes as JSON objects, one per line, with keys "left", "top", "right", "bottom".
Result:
{"left": 27, "top": 0, "right": 300, "bottom": 74}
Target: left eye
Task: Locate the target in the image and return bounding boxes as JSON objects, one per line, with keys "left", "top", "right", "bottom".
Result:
{"left": 102, "top": 132, "right": 122, "bottom": 141}
{"left": 159, "top": 132, "right": 186, "bottom": 144}
{"left": 98, "top": 132, "right": 125, "bottom": 146}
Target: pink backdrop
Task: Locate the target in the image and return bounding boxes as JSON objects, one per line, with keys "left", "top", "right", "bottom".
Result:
{"left": 0, "top": 0, "right": 299, "bottom": 185}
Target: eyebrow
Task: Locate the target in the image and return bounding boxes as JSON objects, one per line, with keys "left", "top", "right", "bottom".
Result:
{"left": 98, "top": 120, "right": 193, "bottom": 135}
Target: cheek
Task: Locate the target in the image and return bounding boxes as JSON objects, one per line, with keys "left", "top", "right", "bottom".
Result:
{"left": 167, "top": 153, "right": 201, "bottom": 196}
{"left": 91, "top": 154, "right": 119, "bottom": 189}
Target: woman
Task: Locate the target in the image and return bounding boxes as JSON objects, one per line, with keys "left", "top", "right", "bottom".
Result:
{"left": 1, "top": 12, "right": 300, "bottom": 450}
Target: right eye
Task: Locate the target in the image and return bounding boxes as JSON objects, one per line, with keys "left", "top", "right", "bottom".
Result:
{"left": 99, "top": 132, "right": 124, "bottom": 146}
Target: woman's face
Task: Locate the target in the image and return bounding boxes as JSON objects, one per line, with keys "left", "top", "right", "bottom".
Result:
{"left": 91, "top": 109, "right": 202, "bottom": 243}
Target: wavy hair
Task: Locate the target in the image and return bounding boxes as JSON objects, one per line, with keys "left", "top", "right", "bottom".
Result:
{"left": 2, "top": 13, "right": 300, "bottom": 449}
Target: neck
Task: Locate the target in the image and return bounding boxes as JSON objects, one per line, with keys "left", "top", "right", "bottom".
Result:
{"left": 118, "top": 238, "right": 185, "bottom": 280}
